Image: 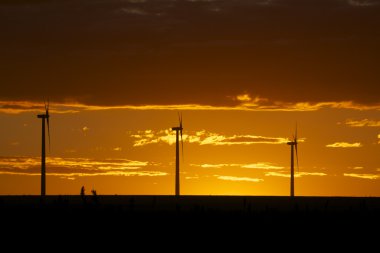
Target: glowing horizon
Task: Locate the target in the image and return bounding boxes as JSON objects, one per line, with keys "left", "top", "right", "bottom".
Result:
{"left": 1, "top": 102, "right": 379, "bottom": 196}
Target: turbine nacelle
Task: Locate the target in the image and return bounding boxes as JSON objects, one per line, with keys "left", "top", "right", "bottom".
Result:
{"left": 172, "top": 112, "right": 184, "bottom": 159}
{"left": 37, "top": 101, "right": 50, "bottom": 118}
{"left": 172, "top": 112, "right": 183, "bottom": 133}
{"left": 37, "top": 114, "right": 49, "bottom": 119}
{"left": 37, "top": 100, "right": 51, "bottom": 151}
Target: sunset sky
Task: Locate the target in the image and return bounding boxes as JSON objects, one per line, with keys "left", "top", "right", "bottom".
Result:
{"left": 1, "top": 0, "right": 380, "bottom": 196}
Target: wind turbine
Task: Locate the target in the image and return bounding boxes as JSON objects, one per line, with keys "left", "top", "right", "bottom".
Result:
{"left": 37, "top": 100, "right": 50, "bottom": 196}
{"left": 171, "top": 113, "right": 184, "bottom": 196}
{"left": 287, "top": 124, "right": 299, "bottom": 198}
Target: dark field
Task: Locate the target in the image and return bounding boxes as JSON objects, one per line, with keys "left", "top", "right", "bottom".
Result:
{"left": 1, "top": 196, "right": 379, "bottom": 242}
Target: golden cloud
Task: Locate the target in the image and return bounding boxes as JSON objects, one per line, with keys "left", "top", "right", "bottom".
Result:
{"left": 236, "top": 93, "right": 252, "bottom": 102}
{"left": 131, "top": 129, "right": 294, "bottom": 147}
{"left": 326, "top": 142, "right": 362, "bottom": 148}
{"left": 345, "top": 119, "right": 380, "bottom": 127}
{"left": 0, "top": 170, "right": 167, "bottom": 178}
{"left": 0, "top": 156, "right": 167, "bottom": 179}
{"left": 350, "top": 166, "right": 364, "bottom": 170}
{"left": 191, "top": 162, "right": 284, "bottom": 170}
{"left": 265, "top": 171, "right": 327, "bottom": 178}
{"left": 241, "top": 163, "right": 284, "bottom": 170}
{"left": 343, "top": 173, "right": 380, "bottom": 180}
{"left": 1, "top": 99, "right": 380, "bottom": 114}
{"left": 214, "top": 175, "right": 263, "bottom": 183}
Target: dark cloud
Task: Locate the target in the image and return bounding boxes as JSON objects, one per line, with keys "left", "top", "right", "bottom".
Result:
{"left": 1, "top": 0, "right": 380, "bottom": 106}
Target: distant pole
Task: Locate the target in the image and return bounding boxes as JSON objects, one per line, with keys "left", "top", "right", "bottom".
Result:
{"left": 290, "top": 144, "right": 294, "bottom": 197}
{"left": 175, "top": 129, "right": 180, "bottom": 196}
{"left": 40, "top": 117, "right": 46, "bottom": 196}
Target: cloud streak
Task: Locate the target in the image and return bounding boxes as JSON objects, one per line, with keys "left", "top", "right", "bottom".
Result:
{"left": 344, "top": 173, "right": 380, "bottom": 180}
{"left": 350, "top": 166, "right": 364, "bottom": 170}
{"left": 326, "top": 142, "right": 362, "bottom": 148}
{"left": 191, "top": 162, "right": 284, "bottom": 170}
{"left": 344, "top": 119, "right": 380, "bottom": 127}
{"left": 347, "top": 0, "right": 378, "bottom": 7}
{"left": 1, "top": 99, "right": 380, "bottom": 114}
{"left": 214, "top": 175, "right": 263, "bottom": 183}
{"left": 120, "top": 8, "right": 148, "bottom": 15}
{"left": 131, "top": 129, "right": 294, "bottom": 147}
{"left": 265, "top": 171, "right": 327, "bottom": 178}
{"left": 0, "top": 157, "right": 167, "bottom": 179}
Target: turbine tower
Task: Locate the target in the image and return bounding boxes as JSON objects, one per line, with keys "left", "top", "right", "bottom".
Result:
{"left": 171, "top": 113, "right": 184, "bottom": 196}
{"left": 287, "top": 124, "right": 299, "bottom": 198}
{"left": 37, "top": 101, "right": 50, "bottom": 196}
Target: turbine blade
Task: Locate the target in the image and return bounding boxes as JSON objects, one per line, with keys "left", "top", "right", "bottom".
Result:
{"left": 295, "top": 122, "right": 298, "bottom": 171}
{"left": 46, "top": 100, "right": 50, "bottom": 152}
{"left": 47, "top": 113, "right": 51, "bottom": 152}
{"left": 181, "top": 129, "right": 184, "bottom": 162}
{"left": 295, "top": 143, "right": 299, "bottom": 172}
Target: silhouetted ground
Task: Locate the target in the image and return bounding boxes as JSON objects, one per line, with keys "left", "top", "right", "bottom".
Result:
{"left": 1, "top": 196, "right": 379, "bottom": 245}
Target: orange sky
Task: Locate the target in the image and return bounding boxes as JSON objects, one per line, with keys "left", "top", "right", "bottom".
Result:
{"left": 0, "top": 99, "right": 379, "bottom": 196}
{"left": 1, "top": 0, "right": 380, "bottom": 196}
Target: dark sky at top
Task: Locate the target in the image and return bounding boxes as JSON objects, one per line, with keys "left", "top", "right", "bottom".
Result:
{"left": 1, "top": 0, "right": 379, "bottom": 106}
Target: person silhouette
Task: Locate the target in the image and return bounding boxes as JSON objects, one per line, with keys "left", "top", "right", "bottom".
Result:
{"left": 80, "top": 186, "right": 85, "bottom": 196}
